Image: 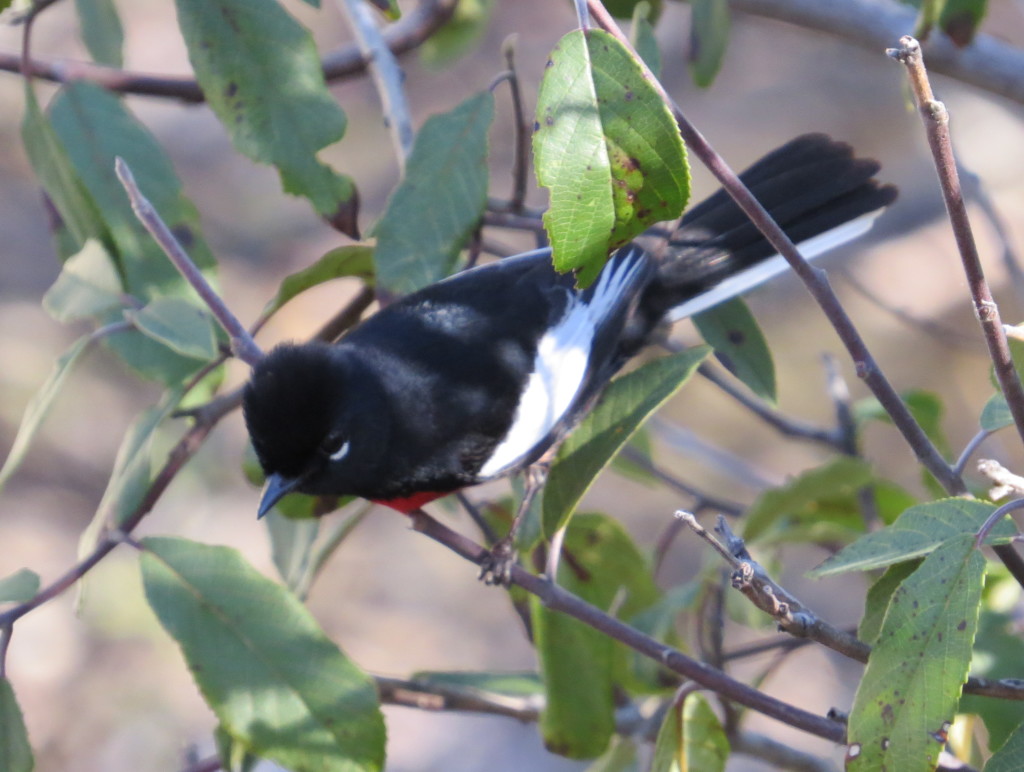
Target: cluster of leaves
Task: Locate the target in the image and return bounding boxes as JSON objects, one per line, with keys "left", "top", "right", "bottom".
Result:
{"left": 0, "top": 1, "right": 1023, "bottom": 772}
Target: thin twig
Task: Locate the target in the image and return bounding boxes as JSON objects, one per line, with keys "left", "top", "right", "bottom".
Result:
{"left": 0, "top": 0, "right": 458, "bottom": 103}
{"left": 588, "top": 2, "right": 965, "bottom": 497}
{"left": 501, "top": 37, "right": 529, "bottom": 213}
{"left": 954, "top": 430, "right": 993, "bottom": 477}
{"left": 729, "top": 0, "right": 1024, "bottom": 107}
{"left": 889, "top": 35, "right": 1024, "bottom": 587}
{"left": 695, "top": 361, "right": 842, "bottom": 450}
{"left": 337, "top": 0, "right": 414, "bottom": 168}
{"left": 409, "top": 508, "right": 848, "bottom": 742}
{"left": 732, "top": 730, "right": 836, "bottom": 772}
{"left": 889, "top": 37, "right": 1024, "bottom": 450}
{"left": 115, "top": 158, "right": 264, "bottom": 367}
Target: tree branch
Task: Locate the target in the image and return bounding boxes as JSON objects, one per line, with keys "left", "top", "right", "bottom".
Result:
{"left": 0, "top": 0, "right": 457, "bottom": 103}
{"left": 588, "top": 1, "right": 966, "bottom": 498}
{"left": 409, "top": 508, "right": 848, "bottom": 743}
{"left": 731, "top": 0, "right": 1024, "bottom": 107}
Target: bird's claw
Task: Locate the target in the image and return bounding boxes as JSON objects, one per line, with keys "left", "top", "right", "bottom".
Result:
{"left": 479, "top": 538, "right": 516, "bottom": 586}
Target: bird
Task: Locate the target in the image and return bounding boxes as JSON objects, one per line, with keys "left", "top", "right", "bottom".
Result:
{"left": 243, "top": 134, "right": 896, "bottom": 547}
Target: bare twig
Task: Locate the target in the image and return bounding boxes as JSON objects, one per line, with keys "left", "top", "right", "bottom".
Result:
{"left": 588, "top": 2, "right": 965, "bottom": 497}
{"left": 696, "top": 361, "right": 843, "bottom": 450}
{"left": 501, "top": 38, "right": 529, "bottom": 213}
{"left": 954, "top": 429, "right": 993, "bottom": 477}
{"left": 409, "top": 508, "right": 848, "bottom": 742}
{"left": 337, "top": 0, "right": 414, "bottom": 167}
{"left": 890, "top": 35, "right": 1024, "bottom": 587}
{"left": 889, "top": 37, "right": 1024, "bottom": 448}
{"left": 375, "top": 675, "right": 543, "bottom": 720}
{"left": 729, "top": 0, "right": 1024, "bottom": 107}
{"left": 733, "top": 730, "right": 836, "bottom": 772}
{"left": 0, "top": 0, "right": 458, "bottom": 103}
{"left": 115, "top": 158, "right": 264, "bottom": 367}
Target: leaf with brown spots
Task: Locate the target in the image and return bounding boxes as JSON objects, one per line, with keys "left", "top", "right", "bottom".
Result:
{"left": 846, "top": 533, "right": 985, "bottom": 771}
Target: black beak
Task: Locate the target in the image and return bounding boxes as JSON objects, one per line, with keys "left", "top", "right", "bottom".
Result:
{"left": 257, "top": 473, "right": 301, "bottom": 519}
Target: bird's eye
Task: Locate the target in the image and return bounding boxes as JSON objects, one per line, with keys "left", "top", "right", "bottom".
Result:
{"left": 323, "top": 438, "right": 350, "bottom": 462}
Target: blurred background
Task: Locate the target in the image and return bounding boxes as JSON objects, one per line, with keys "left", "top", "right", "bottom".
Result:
{"left": 2, "top": 1, "right": 1024, "bottom": 769}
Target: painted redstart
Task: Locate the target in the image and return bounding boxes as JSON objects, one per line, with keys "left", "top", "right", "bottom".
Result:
{"left": 244, "top": 134, "right": 896, "bottom": 524}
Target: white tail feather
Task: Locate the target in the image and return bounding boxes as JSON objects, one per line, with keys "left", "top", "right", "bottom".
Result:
{"left": 666, "top": 210, "right": 883, "bottom": 322}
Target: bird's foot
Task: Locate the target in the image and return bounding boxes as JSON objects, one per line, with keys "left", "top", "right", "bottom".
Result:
{"left": 478, "top": 537, "right": 517, "bottom": 587}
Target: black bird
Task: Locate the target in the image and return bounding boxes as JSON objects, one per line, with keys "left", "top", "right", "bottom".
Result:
{"left": 243, "top": 135, "right": 896, "bottom": 523}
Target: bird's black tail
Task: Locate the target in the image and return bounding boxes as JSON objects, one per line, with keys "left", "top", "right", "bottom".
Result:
{"left": 639, "top": 134, "right": 897, "bottom": 323}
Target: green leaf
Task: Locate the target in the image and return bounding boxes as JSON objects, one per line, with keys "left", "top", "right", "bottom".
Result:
{"left": 693, "top": 298, "right": 775, "bottom": 403}
{"left": 601, "top": 0, "right": 661, "bottom": 19}
{"left": 959, "top": 611, "right": 1024, "bottom": 750}
{"left": 75, "top": 0, "right": 124, "bottom": 67}
{"left": 265, "top": 512, "right": 320, "bottom": 595}
{"left": 0, "top": 335, "right": 94, "bottom": 494}
{"left": 262, "top": 245, "right": 375, "bottom": 319}
{"left": 531, "top": 514, "right": 661, "bottom": 759}
{"left": 21, "top": 84, "right": 110, "bottom": 253}
{"left": 79, "top": 389, "right": 185, "bottom": 560}
{"left": 42, "top": 240, "right": 123, "bottom": 323}
{"left": 981, "top": 393, "right": 1012, "bottom": 431}
{"left": 49, "top": 82, "right": 217, "bottom": 296}
{"left": 630, "top": 3, "right": 662, "bottom": 79}
{"left": 140, "top": 536, "right": 385, "bottom": 772}
{"left": 0, "top": 678, "right": 34, "bottom": 772}
{"left": 985, "top": 720, "right": 1024, "bottom": 771}
{"left": 409, "top": 671, "right": 543, "bottom": 697}
{"left": 651, "top": 693, "right": 729, "bottom": 772}
{"left": 939, "top": 0, "right": 987, "bottom": 46}
{"left": 847, "top": 534, "right": 985, "bottom": 771}
{"left": 373, "top": 91, "right": 493, "bottom": 295}
{"left": 175, "top": 0, "right": 357, "bottom": 229}
{"left": 688, "top": 0, "right": 730, "bottom": 88}
{"left": 542, "top": 347, "right": 709, "bottom": 537}
{"left": 125, "top": 297, "right": 219, "bottom": 361}
{"left": 811, "top": 498, "right": 1012, "bottom": 577}
{"left": 858, "top": 560, "right": 921, "bottom": 645}
{"left": 586, "top": 738, "right": 639, "bottom": 772}
{"left": 418, "top": 0, "right": 494, "bottom": 68}
{"left": 742, "top": 456, "right": 874, "bottom": 544}
{"left": 0, "top": 569, "right": 40, "bottom": 604}
{"left": 534, "top": 29, "right": 689, "bottom": 286}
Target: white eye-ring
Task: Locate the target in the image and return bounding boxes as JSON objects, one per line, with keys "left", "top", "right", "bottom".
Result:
{"left": 329, "top": 440, "right": 351, "bottom": 462}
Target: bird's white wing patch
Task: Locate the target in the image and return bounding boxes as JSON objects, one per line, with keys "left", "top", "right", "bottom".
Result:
{"left": 478, "top": 252, "right": 647, "bottom": 478}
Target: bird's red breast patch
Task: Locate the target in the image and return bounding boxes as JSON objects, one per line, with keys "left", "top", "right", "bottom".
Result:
{"left": 372, "top": 490, "right": 448, "bottom": 514}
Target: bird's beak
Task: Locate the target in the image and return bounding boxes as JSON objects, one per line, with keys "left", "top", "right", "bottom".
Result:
{"left": 257, "top": 473, "right": 301, "bottom": 519}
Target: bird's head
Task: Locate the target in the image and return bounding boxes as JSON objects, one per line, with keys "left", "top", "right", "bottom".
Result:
{"left": 242, "top": 342, "right": 367, "bottom": 517}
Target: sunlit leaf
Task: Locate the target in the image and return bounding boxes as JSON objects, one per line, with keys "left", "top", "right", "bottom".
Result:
{"left": 141, "top": 537, "right": 385, "bottom": 771}
{"left": 811, "top": 498, "right": 1011, "bottom": 577}
{"left": 534, "top": 29, "right": 689, "bottom": 286}
{"left": 42, "top": 240, "right": 122, "bottom": 323}
{"left": 651, "top": 693, "right": 728, "bottom": 772}
{"left": 847, "top": 534, "right": 984, "bottom": 771}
